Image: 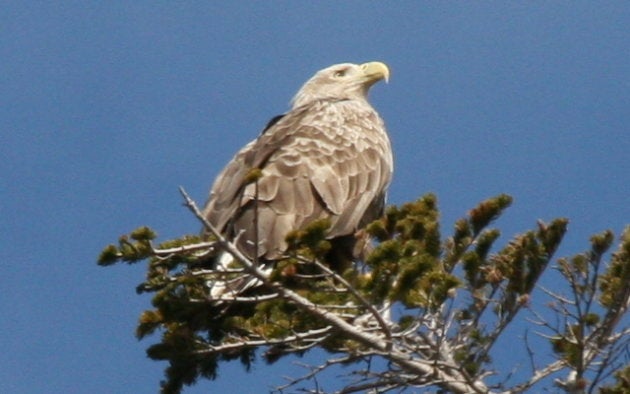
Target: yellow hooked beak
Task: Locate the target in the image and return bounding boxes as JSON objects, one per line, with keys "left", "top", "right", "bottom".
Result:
{"left": 360, "top": 61, "right": 390, "bottom": 84}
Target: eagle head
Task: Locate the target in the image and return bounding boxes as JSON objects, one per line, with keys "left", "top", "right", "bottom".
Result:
{"left": 291, "top": 61, "right": 390, "bottom": 108}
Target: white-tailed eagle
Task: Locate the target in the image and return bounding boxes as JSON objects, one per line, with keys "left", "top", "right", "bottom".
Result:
{"left": 202, "top": 61, "right": 393, "bottom": 279}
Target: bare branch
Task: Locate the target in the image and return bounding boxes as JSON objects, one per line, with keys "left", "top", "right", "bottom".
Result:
{"left": 297, "top": 255, "right": 393, "bottom": 348}
{"left": 194, "top": 326, "right": 334, "bottom": 357}
{"left": 274, "top": 355, "right": 360, "bottom": 393}
{"left": 151, "top": 241, "right": 217, "bottom": 256}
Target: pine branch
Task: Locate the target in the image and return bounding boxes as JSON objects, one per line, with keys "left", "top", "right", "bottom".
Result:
{"left": 178, "top": 187, "right": 491, "bottom": 394}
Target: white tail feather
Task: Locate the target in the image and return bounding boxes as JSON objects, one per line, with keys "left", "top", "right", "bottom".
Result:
{"left": 208, "top": 251, "right": 272, "bottom": 300}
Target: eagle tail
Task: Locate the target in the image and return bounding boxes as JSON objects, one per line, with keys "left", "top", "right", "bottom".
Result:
{"left": 208, "top": 251, "right": 272, "bottom": 301}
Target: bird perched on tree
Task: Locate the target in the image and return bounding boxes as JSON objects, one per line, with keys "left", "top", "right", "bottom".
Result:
{"left": 202, "top": 61, "right": 393, "bottom": 296}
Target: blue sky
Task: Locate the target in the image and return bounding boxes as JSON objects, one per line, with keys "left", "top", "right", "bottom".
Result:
{"left": 1, "top": 2, "right": 629, "bottom": 393}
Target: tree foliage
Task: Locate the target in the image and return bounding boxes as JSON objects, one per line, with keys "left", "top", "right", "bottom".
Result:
{"left": 99, "top": 192, "right": 630, "bottom": 394}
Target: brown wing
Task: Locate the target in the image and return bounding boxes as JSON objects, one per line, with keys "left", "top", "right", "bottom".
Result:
{"left": 202, "top": 99, "right": 393, "bottom": 260}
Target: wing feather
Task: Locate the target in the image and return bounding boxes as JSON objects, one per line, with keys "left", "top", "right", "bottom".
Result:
{"left": 310, "top": 166, "right": 344, "bottom": 214}
{"left": 203, "top": 99, "right": 393, "bottom": 261}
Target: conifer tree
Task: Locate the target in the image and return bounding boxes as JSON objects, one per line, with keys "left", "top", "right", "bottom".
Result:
{"left": 99, "top": 191, "right": 630, "bottom": 394}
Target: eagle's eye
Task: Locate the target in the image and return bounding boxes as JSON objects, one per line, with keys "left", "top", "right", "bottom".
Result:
{"left": 333, "top": 69, "right": 347, "bottom": 78}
